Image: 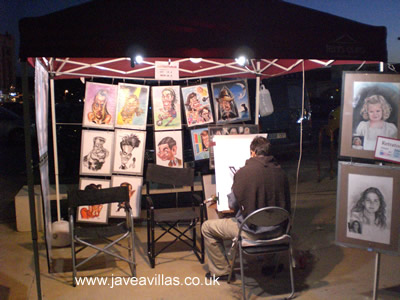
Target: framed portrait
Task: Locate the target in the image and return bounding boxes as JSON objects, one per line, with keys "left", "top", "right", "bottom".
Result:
{"left": 151, "top": 86, "right": 182, "bottom": 131}
{"left": 79, "top": 129, "right": 114, "bottom": 176}
{"left": 82, "top": 82, "right": 118, "bottom": 129}
{"left": 115, "top": 83, "right": 149, "bottom": 130}
{"left": 336, "top": 161, "right": 400, "bottom": 254}
{"left": 208, "top": 124, "right": 259, "bottom": 169}
{"left": 181, "top": 84, "right": 214, "bottom": 127}
{"left": 339, "top": 72, "right": 400, "bottom": 159}
{"left": 190, "top": 127, "right": 210, "bottom": 161}
{"left": 211, "top": 79, "right": 251, "bottom": 124}
{"left": 77, "top": 178, "right": 110, "bottom": 224}
{"left": 112, "top": 129, "right": 146, "bottom": 175}
{"left": 111, "top": 175, "right": 143, "bottom": 218}
{"left": 154, "top": 130, "right": 183, "bottom": 168}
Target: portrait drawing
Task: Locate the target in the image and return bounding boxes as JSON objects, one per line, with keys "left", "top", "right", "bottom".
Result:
{"left": 112, "top": 129, "right": 146, "bottom": 175}
{"left": 111, "top": 175, "right": 143, "bottom": 218}
{"left": 211, "top": 79, "right": 251, "bottom": 124}
{"left": 154, "top": 130, "right": 183, "bottom": 168}
{"left": 181, "top": 84, "right": 214, "bottom": 127}
{"left": 151, "top": 86, "right": 182, "bottom": 131}
{"left": 80, "top": 130, "right": 114, "bottom": 176}
{"left": 115, "top": 83, "right": 149, "bottom": 130}
{"left": 82, "top": 82, "right": 117, "bottom": 129}
{"left": 77, "top": 178, "right": 110, "bottom": 224}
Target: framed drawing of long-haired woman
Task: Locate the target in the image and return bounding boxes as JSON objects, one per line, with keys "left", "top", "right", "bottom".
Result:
{"left": 335, "top": 161, "right": 400, "bottom": 254}
{"left": 339, "top": 72, "right": 400, "bottom": 159}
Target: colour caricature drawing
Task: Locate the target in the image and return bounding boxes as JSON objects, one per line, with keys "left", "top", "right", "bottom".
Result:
{"left": 152, "top": 86, "right": 182, "bottom": 130}
{"left": 116, "top": 83, "right": 149, "bottom": 130}
{"left": 83, "top": 82, "right": 117, "bottom": 129}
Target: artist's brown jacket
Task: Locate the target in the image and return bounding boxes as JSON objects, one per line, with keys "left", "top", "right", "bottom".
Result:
{"left": 232, "top": 156, "right": 291, "bottom": 220}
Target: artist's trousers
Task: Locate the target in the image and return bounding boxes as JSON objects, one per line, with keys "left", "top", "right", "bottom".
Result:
{"left": 202, "top": 218, "right": 276, "bottom": 276}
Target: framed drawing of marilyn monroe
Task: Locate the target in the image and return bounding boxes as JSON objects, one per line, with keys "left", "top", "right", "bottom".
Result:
{"left": 335, "top": 162, "right": 400, "bottom": 254}
{"left": 339, "top": 72, "right": 400, "bottom": 160}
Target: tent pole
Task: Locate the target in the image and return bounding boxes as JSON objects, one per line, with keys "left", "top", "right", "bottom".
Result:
{"left": 22, "top": 61, "right": 43, "bottom": 300}
{"left": 255, "top": 61, "right": 261, "bottom": 125}
{"left": 50, "top": 77, "right": 61, "bottom": 221}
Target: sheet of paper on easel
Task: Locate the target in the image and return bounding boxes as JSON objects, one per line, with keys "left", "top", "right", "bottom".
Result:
{"left": 213, "top": 133, "right": 268, "bottom": 211}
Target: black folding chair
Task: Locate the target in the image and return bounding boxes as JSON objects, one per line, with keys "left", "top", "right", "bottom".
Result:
{"left": 228, "top": 206, "right": 295, "bottom": 300}
{"left": 68, "top": 186, "right": 136, "bottom": 286}
{"left": 145, "top": 163, "right": 205, "bottom": 268}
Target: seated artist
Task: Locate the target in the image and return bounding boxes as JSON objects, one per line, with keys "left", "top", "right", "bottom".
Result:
{"left": 201, "top": 136, "right": 291, "bottom": 281}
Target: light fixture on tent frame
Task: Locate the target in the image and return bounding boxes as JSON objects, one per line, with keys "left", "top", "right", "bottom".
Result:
{"left": 130, "top": 54, "right": 144, "bottom": 68}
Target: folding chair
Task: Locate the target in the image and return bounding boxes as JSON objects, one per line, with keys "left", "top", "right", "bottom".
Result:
{"left": 145, "top": 163, "right": 205, "bottom": 268}
{"left": 68, "top": 186, "right": 136, "bottom": 287}
{"left": 228, "top": 206, "right": 295, "bottom": 300}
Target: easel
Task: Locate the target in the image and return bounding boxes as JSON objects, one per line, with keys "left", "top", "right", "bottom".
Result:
{"left": 372, "top": 252, "right": 380, "bottom": 300}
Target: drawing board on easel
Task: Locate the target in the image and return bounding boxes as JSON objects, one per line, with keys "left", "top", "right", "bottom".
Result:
{"left": 213, "top": 134, "right": 267, "bottom": 211}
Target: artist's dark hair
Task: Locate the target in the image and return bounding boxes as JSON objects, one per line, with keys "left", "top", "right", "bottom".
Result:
{"left": 250, "top": 136, "right": 271, "bottom": 156}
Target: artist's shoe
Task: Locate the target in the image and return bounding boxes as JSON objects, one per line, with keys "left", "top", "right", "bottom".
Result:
{"left": 205, "top": 271, "right": 236, "bottom": 282}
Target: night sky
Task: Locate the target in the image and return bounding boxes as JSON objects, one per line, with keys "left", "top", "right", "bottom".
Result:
{"left": 1, "top": 0, "right": 399, "bottom": 63}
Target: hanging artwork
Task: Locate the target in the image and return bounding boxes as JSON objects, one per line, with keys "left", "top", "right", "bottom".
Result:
{"left": 208, "top": 124, "right": 259, "bottom": 169}
{"left": 190, "top": 127, "right": 210, "bottom": 161}
{"left": 336, "top": 162, "right": 400, "bottom": 254}
{"left": 110, "top": 175, "right": 143, "bottom": 218}
{"left": 151, "top": 86, "right": 182, "bottom": 131}
{"left": 77, "top": 178, "right": 110, "bottom": 224}
{"left": 115, "top": 83, "right": 149, "bottom": 130}
{"left": 112, "top": 129, "right": 146, "bottom": 175}
{"left": 181, "top": 84, "right": 214, "bottom": 127}
{"left": 154, "top": 130, "right": 183, "bottom": 168}
{"left": 211, "top": 79, "right": 251, "bottom": 124}
{"left": 80, "top": 129, "right": 114, "bottom": 176}
{"left": 82, "top": 82, "right": 118, "bottom": 129}
{"left": 339, "top": 72, "right": 400, "bottom": 159}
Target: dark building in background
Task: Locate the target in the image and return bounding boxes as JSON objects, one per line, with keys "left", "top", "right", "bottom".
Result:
{"left": 0, "top": 33, "right": 16, "bottom": 94}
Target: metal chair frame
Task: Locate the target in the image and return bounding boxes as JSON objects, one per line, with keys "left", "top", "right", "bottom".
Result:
{"left": 228, "top": 206, "right": 295, "bottom": 300}
{"left": 145, "top": 163, "right": 205, "bottom": 268}
{"left": 68, "top": 186, "right": 136, "bottom": 287}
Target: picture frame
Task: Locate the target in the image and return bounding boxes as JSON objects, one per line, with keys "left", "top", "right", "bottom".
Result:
{"left": 115, "top": 83, "right": 150, "bottom": 130}
{"left": 190, "top": 127, "right": 210, "bottom": 161}
{"left": 110, "top": 175, "right": 143, "bottom": 218}
{"left": 77, "top": 178, "right": 110, "bottom": 224}
{"left": 208, "top": 124, "right": 259, "bottom": 169}
{"left": 335, "top": 161, "right": 400, "bottom": 254}
{"left": 151, "top": 86, "right": 182, "bottom": 131}
{"left": 82, "top": 82, "right": 118, "bottom": 129}
{"left": 112, "top": 129, "right": 146, "bottom": 175}
{"left": 79, "top": 129, "right": 114, "bottom": 176}
{"left": 154, "top": 130, "right": 183, "bottom": 168}
{"left": 211, "top": 79, "right": 251, "bottom": 124}
{"left": 339, "top": 72, "right": 400, "bottom": 159}
{"left": 181, "top": 84, "right": 214, "bottom": 127}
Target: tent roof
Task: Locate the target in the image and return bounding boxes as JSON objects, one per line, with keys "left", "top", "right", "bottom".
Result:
{"left": 19, "top": 0, "right": 387, "bottom": 79}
